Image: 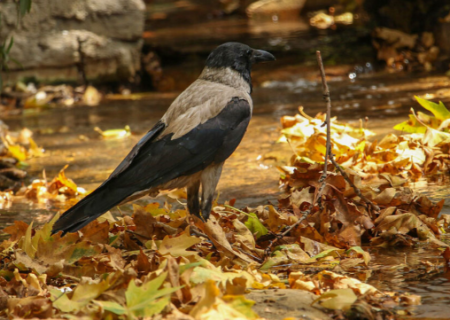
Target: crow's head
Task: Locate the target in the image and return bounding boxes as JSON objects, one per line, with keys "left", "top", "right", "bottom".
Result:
{"left": 205, "top": 42, "right": 275, "bottom": 87}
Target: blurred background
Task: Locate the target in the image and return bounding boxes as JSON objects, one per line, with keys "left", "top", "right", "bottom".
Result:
{"left": 1, "top": 0, "right": 450, "bottom": 216}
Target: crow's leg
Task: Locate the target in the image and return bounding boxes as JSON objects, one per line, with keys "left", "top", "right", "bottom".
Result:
{"left": 187, "top": 180, "right": 200, "bottom": 218}
{"left": 200, "top": 163, "right": 223, "bottom": 221}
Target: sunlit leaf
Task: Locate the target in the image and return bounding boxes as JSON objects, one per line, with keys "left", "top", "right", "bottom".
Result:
{"left": 415, "top": 96, "right": 450, "bottom": 121}
{"left": 313, "top": 288, "right": 357, "bottom": 310}
{"left": 423, "top": 126, "right": 450, "bottom": 147}
{"left": 95, "top": 125, "right": 130, "bottom": 139}
{"left": 6, "top": 145, "right": 27, "bottom": 161}
{"left": 393, "top": 114, "right": 427, "bottom": 133}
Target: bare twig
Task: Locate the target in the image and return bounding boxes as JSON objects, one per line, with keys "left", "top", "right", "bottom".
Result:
{"left": 263, "top": 51, "right": 379, "bottom": 260}
{"left": 76, "top": 36, "right": 88, "bottom": 91}
{"left": 126, "top": 230, "right": 152, "bottom": 240}
{"left": 236, "top": 247, "right": 264, "bottom": 263}
{"left": 316, "top": 51, "right": 332, "bottom": 209}
{"left": 263, "top": 51, "right": 332, "bottom": 258}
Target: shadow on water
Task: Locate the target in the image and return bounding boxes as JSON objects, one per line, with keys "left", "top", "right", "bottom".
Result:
{"left": 2, "top": 15, "right": 450, "bottom": 319}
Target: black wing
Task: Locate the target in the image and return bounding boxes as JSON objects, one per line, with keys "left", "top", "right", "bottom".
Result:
{"left": 52, "top": 97, "right": 251, "bottom": 234}
{"left": 106, "top": 121, "right": 165, "bottom": 180}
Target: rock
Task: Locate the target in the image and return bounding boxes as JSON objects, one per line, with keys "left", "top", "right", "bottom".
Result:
{"left": 247, "top": 289, "right": 331, "bottom": 320}
{"left": 0, "top": 0, "right": 145, "bottom": 84}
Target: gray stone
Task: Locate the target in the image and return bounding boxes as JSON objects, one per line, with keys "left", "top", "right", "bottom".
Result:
{"left": 0, "top": 0, "right": 145, "bottom": 84}
{"left": 247, "top": 289, "right": 331, "bottom": 320}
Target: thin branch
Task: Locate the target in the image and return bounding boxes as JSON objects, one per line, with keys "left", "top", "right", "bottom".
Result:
{"left": 264, "top": 51, "right": 332, "bottom": 258}
{"left": 263, "top": 51, "right": 379, "bottom": 259}
{"left": 76, "top": 36, "right": 88, "bottom": 92}
{"left": 316, "top": 50, "right": 332, "bottom": 209}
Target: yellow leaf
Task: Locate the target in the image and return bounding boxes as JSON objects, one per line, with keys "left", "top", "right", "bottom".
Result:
{"left": 313, "top": 288, "right": 357, "bottom": 310}
{"left": 159, "top": 228, "right": 201, "bottom": 257}
{"left": 7, "top": 145, "right": 27, "bottom": 161}
{"left": 415, "top": 96, "right": 450, "bottom": 121}
{"left": 20, "top": 222, "right": 36, "bottom": 258}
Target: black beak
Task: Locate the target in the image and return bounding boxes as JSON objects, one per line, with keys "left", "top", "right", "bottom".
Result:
{"left": 251, "top": 49, "right": 276, "bottom": 64}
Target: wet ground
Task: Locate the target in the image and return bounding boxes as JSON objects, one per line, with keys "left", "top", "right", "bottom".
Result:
{"left": 3, "top": 12, "right": 450, "bottom": 319}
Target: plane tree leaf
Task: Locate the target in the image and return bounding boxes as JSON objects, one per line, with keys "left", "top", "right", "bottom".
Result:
{"left": 415, "top": 96, "right": 450, "bottom": 121}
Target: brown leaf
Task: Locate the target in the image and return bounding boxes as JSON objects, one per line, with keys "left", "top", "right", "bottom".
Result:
{"left": 443, "top": 247, "right": 450, "bottom": 274}
{"left": 167, "top": 256, "right": 184, "bottom": 303}
{"left": 8, "top": 296, "right": 53, "bottom": 319}
{"left": 80, "top": 219, "right": 110, "bottom": 244}
{"left": 197, "top": 216, "right": 255, "bottom": 264}
{"left": 136, "top": 248, "right": 152, "bottom": 273}
{"left": 3, "top": 220, "right": 29, "bottom": 241}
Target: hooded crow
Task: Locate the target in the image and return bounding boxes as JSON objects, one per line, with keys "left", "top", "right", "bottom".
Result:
{"left": 52, "top": 42, "right": 275, "bottom": 235}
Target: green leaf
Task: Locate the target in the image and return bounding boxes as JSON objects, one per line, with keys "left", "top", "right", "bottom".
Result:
{"left": 307, "top": 248, "right": 344, "bottom": 262}
{"left": 125, "top": 272, "right": 180, "bottom": 318}
{"left": 260, "top": 251, "right": 289, "bottom": 271}
{"left": 95, "top": 300, "right": 126, "bottom": 315}
{"left": 6, "top": 37, "right": 14, "bottom": 54}
{"left": 245, "top": 212, "right": 268, "bottom": 239}
{"left": 18, "top": 0, "right": 32, "bottom": 18}
{"left": 415, "top": 96, "right": 450, "bottom": 121}
{"left": 179, "top": 261, "right": 203, "bottom": 274}
{"left": 393, "top": 114, "right": 426, "bottom": 133}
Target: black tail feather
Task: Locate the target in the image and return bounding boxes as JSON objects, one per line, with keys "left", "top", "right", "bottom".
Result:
{"left": 51, "top": 186, "right": 133, "bottom": 235}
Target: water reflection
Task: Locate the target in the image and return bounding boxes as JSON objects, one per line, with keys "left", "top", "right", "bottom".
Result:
{"left": 368, "top": 246, "right": 450, "bottom": 319}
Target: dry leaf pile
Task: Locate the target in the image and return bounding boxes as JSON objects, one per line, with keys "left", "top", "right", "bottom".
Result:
{"left": 281, "top": 97, "right": 450, "bottom": 179}
{"left": 0, "top": 124, "right": 43, "bottom": 192}
{"left": 277, "top": 98, "right": 450, "bottom": 255}
{"left": 0, "top": 199, "right": 423, "bottom": 319}
{"left": 0, "top": 165, "right": 85, "bottom": 209}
